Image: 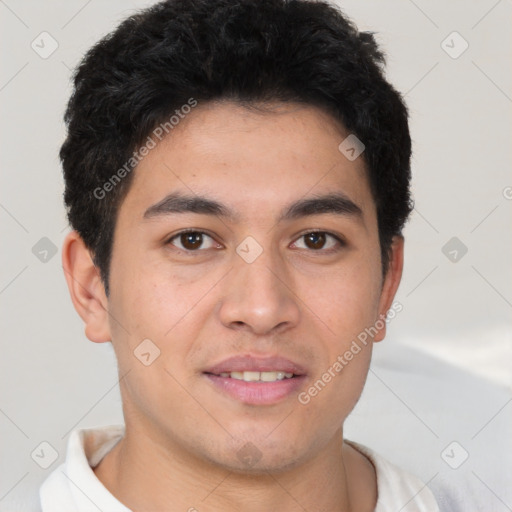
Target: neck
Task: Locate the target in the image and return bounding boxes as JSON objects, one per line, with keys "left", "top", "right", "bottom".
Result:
{"left": 93, "top": 422, "right": 376, "bottom": 512}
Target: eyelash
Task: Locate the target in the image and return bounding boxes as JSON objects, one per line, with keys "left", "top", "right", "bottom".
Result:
{"left": 165, "top": 229, "right": 346, "bottom": 255}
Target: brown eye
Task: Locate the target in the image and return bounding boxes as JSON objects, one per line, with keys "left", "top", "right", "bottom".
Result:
{"left": 181, "top": 232, "right": 203, "bottom": 250}
{"left": 168, "top": 231, "right": 216, "bottom": 251}
{"left": 304, "top": 232, "right": 327, "bottom": 250}
{"left": 293, "top": 231, "right": 343, "bottom": 251}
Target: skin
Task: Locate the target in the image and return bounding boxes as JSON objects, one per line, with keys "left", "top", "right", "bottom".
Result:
{"left": 63, "top": 100, "right": 404, "bottom": 512}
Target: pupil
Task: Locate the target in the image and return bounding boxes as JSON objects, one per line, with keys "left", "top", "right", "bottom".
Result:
{"left": 306, "top": 232, "right": 325, "bottom": 249}
{"left": 182, "top": 232, "right": 202, "bottom": 249}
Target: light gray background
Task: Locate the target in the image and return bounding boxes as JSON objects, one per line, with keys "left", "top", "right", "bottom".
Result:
{"left": 1, "top": 1, "right": 511, "bottom": 510}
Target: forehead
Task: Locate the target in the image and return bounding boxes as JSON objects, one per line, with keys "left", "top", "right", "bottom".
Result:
{"left": 120, "top": 101, "right": 375, "bottom": 223}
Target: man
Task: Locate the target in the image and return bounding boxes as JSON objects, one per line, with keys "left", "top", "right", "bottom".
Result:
{"left": 40, "top": 0, "right": 440, "bottom": 510}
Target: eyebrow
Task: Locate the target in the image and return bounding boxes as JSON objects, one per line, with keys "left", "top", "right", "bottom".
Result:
{"left": 143, "top": 191, "right": 363, "bottom": 223}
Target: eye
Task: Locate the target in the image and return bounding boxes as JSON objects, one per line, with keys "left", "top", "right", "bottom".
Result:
{"left": 292, "top": 231, "right": 344, "bottom": 252}
{"left": 166, "top": 230, "right": 218, "bottom": 251}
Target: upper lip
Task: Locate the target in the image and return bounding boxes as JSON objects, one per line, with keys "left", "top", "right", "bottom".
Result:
{"left": 204, "top": 355, "right": 307, "bottom": 376}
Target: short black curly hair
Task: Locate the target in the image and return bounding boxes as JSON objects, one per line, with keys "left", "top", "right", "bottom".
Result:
{"left": 61, "top": 0, "right": 413, "bottom": 296}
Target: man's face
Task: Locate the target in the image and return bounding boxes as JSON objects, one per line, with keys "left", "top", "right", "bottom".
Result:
{"left": 104, "top": 101, "right": 400, "bottom": 472}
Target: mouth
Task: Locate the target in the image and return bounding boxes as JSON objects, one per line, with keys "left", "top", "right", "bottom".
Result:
{"left": 210, "top": 370, "right": 295, "bottom": 382}
{"left": 203, "top": 355, "right": 307, "bottom": 405}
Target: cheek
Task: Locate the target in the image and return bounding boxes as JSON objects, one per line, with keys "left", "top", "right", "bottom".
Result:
{"left": 311, "top": 253, "right": 382, "bottom": 340}
{"left": 109, "top": 244, "right": 186, "bottom": 327}
{"left": 298, "top": 340, "right": 372, "bottom": 436}
{"left": 107, "top": 265, "right": 201, "bottom": 412}
{"left": 108, "top": 256, "right": 222, "bottom": 379}
{"left": 299, "top": 252, "right": 380, "bottom": 411}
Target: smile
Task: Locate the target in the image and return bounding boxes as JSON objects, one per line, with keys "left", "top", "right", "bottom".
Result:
{"left": 203, "top": 355, "right": 307, "bottom": 405}
{"left": 217, "top": 371, "right": 295, "bottom": 382}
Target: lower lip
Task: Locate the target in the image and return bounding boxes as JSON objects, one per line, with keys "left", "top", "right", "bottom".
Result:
{"left": 204, "top": 374, "right": 306, "bottom": 405}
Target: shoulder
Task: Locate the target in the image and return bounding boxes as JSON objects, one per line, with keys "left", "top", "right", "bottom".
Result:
{"left": 346, "top": 440, "right": 440, "bottom": 512}
{"left": 38, "top": 425, "right": 129, "bottom": 512}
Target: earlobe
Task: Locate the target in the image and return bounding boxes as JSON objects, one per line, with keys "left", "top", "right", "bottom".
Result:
{"left": 62, "top": 231, "right": 111, "bottom": 343}
{"left": 373, "top": 236, "right": 404, "bottom": 343}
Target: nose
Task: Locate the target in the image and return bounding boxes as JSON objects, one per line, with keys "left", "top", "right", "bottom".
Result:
{"left": 217, "top": 244, "right": 301, "bottom": 336}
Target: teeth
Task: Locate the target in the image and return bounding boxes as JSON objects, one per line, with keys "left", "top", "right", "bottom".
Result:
{"left": 243, "top": 371, "right": 260, "bottom": 382}
{"left": 220, "top": 371, "right": 294, "bottom": 382}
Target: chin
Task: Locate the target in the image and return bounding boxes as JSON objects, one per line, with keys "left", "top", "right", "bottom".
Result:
{"left": 214, "top": 449, "right": 307, "bottom": 475}
{"left": 201, "top": 431, "right": 313, "bottom": 475}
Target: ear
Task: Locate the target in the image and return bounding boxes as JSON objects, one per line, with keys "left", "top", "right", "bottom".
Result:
{"left": 62, "top": 231, "right": 111, "bottom": 343}
{"left": 373, "top": 236, "right": 404, "bottom": 342}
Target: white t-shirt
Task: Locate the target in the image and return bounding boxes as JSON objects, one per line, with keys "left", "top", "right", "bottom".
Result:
{"left": 38, "top": 425, "right": 440, "bottom": 512}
